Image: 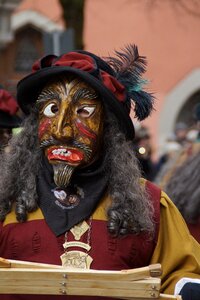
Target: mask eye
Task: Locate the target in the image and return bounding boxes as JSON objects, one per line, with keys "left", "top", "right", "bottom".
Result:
{"left": 76, "top": 106, "right": 95, "bottom": 118}
{"left": 43, "top": 103, "right": 59, "bottom": 117}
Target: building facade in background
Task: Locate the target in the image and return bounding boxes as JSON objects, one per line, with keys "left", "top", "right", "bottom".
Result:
{"left": 0, "top": 0, "right": 200, "bottom": 156}
{"left": 0, "top": 0, "right": 73, "bottom": 94}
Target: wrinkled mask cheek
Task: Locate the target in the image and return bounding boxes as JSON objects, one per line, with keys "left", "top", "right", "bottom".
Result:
{"left": 73, "top": 108, "right": 104, "bottom": 165}
{"left": 38, "top": 118, "right": 53, "bottom": 142}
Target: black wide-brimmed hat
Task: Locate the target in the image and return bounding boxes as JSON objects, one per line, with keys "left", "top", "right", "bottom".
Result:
{"left": 17, "top": 45, "right": 154, "bottom": 140}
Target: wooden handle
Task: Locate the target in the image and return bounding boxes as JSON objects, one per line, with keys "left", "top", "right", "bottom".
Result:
{"left": 149, "top": 264, "right": 162, "bottom": 277}
{"left": 121, "top": 263, "right": 162, "bottom": 279}
{"left": 0, "top": 257, "right": 62, "bottom": 269}
{"left": 0, "top": 257, "right": 10, "bottom": 268}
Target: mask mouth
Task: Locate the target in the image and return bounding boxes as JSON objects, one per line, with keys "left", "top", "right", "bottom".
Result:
{"left": 46, "top": 146, "right": 84, "bottom": 165}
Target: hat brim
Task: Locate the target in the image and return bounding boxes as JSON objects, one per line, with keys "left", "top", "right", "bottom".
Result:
{"left": 17, "top": 66, "right": 135, "bottom": 139}
{"left": 0, "top": 111, "right": 22, "bottom": 129}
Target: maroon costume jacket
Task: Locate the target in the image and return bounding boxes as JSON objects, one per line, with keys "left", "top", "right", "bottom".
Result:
{"left": 0, "top": 181, "right": 160, "bottom": 300}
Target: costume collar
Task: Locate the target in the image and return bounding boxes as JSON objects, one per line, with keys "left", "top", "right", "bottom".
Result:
{"left": 36, "top": 156, "right": 108, "bottom": 236}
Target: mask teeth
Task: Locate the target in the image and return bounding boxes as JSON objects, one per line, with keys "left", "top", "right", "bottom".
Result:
{"left": 52, "top": 149, "right": 72, "bottom": 157}
{"left": 39, "top": 140, "right": 92, "bottom": 161}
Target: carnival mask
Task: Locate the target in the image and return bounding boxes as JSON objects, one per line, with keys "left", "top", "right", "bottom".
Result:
{"left": 37, "top": 76, "right": 104, "bottom": 187}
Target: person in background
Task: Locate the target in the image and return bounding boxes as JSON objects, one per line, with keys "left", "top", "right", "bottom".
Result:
{"left": 0, "top": 46, "right": 200, "bottom": 300}
{"left": 165, "top": 103, "right": 200, "bottom": 244}
{"left": 0, "top": 85, "right": 22, "bottom": 152}
{"left": 153, "top": 133, "right": 182, "bottom": 188}
{"left": 174, "top": 122, "right": 188, "bottom": 147}
{"left": 133, "top": 126, "right": 156, "bottom": 180}
{"left": 154, "top": 104, "right": 200, "bottom": 190}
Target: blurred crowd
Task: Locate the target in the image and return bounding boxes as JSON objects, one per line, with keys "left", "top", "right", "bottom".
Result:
{"left": 133, "top": 103, "right": 200, "bottom": 242}
{"left": 133, "top": 104, "right": 200, "bottom": 184}
{"left": 155, "top": 116, "right": 200, "bottom": 188}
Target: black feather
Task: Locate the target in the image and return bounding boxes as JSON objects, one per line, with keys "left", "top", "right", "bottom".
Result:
{"left": 106, "top": 44, "right": 154, "bottom": 120}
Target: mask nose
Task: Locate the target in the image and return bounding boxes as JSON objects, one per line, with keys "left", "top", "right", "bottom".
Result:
{"left": 52, "top": 103, "right": 74, "bottom": 141}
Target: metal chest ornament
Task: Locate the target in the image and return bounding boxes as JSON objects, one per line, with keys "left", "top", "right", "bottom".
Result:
{"left": 60, "top": 219, "right": 93, "bottom": 269}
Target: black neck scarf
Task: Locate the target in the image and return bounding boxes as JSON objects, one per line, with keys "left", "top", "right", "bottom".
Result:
{"left": 36, "top": 155, "right": 109, "bottom": 236}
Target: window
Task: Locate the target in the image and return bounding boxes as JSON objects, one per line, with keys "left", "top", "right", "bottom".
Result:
{"left": 15, "top": 27, "right": 42, "bottom": 73}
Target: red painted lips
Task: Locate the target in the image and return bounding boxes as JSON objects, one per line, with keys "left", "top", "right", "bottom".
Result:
{"left": 47, "top": 147, "right": 84, "bottom": 163}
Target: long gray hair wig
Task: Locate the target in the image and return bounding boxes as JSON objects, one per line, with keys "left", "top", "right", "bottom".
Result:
{"left": 0, "top": 108, "right": 155, "bottom": 236}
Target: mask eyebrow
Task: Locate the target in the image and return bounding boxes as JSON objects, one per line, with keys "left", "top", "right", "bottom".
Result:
{"left": 72, "top": 88, "right": 99, "bottom": 103}
{"left": 36, "top": 89, "right": 61, "bottom": 105}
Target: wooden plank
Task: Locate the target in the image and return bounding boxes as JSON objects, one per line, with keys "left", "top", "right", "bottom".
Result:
{"left": 0, "top": 269, "right": 160, "bottom": 285}
{"left": 66, "top": 278, "right": 160, "bottom": 290}
{"left": 0, "top": 285, "right": 160, "bottom": 298}
{"left": 0, "top": 258, "right": 161, "bottom": 280}
{"left": 0, "top": 268, "right": 66, "bottom": 281}
{"left": 0, "top": 268, "right": 161, "bottom": 284}
{"left": 0, "top": 277, "right": 160, "bottom": 290}
{"left": 0, "top": 285, "right": 63, "bottom": 295}
{"left": 0, "top": 266, "right": 161, "bottom": 281}
{"left": 65, "top": 287, "right": 159, "bottom": 298}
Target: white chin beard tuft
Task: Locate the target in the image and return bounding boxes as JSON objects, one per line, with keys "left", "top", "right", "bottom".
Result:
{"left": 52, "top": 164, "right": 75, "bottom": 188}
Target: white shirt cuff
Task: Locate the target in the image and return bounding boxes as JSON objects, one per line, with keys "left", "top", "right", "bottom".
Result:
{"left": 174, "top": 277, "right": 200, "bottom": 295}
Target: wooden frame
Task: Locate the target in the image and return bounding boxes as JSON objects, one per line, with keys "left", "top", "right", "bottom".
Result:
{"left": 0, "top": 258, "right": 181, "bottom": 299}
